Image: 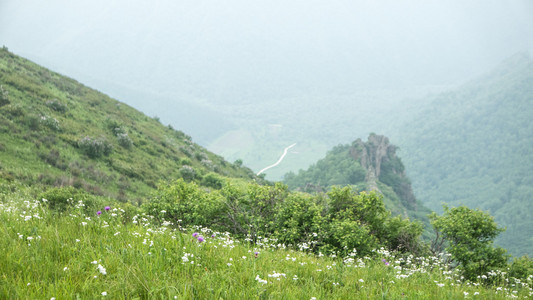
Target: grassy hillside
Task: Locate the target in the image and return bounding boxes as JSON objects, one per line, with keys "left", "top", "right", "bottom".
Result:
{"left": 0, "top": 47, "right": 263, "bottom": 204}
{"left": 393, "top": 52, "right": 533, "bottom": 256}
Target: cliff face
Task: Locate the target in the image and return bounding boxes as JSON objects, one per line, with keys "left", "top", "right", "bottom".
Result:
{"left": 350, "top": 134, "right": 417, "bottom": 210}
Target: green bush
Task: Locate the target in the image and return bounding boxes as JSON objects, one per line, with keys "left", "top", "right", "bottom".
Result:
{"left": 509, "top": 256, "right": 533, "bottom": 281}
{"left": 116, "top": 132, "right": 133, "bottom": 148}
{"left": 142, "top": 179, "right": 223, "bottom": 227}
{"left": 179, "top": 165, "right": 196, "bottom": 181}
{"left": 326, "top": 187, "right": 424, "bottom": 256}
{"left": 78, "top": 136, "right": 112, "bottom": 158}
{"left": 45, "top": 99, "right": 67, "bottom": 112}
{"left": 23, "top": 114, "right": 40, "bottom": 130}
{"left": 201, "top": 172, "right": 224, "bottom": 189}
{"left": 274, "top": 193, "right": 325, "bottom": 249}
{"left": 142, "top": 180, "right": 424, "bottom": 257}
{"left": 40, "top": 186, "right": 95, "bottom": 211}
{"left": 430, "top": 205, "right": 509, "bottom": 281}
{"left": 0, "top": 85, "right": 9, "bottom": 107}
{"left": 40, "top": 115, "right": 60, "bottom": 131}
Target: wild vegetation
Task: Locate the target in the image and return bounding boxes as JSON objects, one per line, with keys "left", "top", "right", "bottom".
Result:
{"left": 1, "top": 48, "right": 532, "bottom": 298}
{"left": 0, "top": 47, "right": 263, "bottom": 205}
{"left": 394, "top": 53, "right": 533, "bottom": 256}
{"left": 284, "top": 134, "right": 433, "bottom": 236}
{"left": 2, "top": 180, "right": 533, "bottom": 299}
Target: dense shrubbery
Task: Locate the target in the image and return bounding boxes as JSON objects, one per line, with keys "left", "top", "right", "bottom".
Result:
{"left": 2, "top": 184, "right": 532, "bottom": 299}
{"left": 143, "top": 180, "right": 425, "bottom": 257}
{"left": 142, "top": 179, "right": 527, "bottom": 282}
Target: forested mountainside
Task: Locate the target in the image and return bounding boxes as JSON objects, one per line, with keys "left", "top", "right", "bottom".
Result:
{"left": 393, "top": 52, "right": 533, "bottom": 256}
{"left": 284, "top": 134, "right": 432, "bottom": 231}
{"left": 0, "top": 47, "right": 264, "bottom": 203}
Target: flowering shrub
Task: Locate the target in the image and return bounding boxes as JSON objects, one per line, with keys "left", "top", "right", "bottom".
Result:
{"left": 40, "top": 115, "right": 60, "bottom": 131}
{"left": 78, "top": 136, "right": 112, "bottom": 158}
{"left": 179, "top": 165, "right": 196, "bottom": 181}
{"left": 112, "top": 127, "right": 133, "bottom": 148}
{"left": 0, "top": 84, "right": 9, "bottom": 106}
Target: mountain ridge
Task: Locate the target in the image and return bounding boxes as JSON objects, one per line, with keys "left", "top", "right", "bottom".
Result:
{"left": 393, "top": 51, "right": 533, "bottom": 256}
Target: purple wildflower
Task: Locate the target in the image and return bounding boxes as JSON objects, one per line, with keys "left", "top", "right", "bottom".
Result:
{"left": 254, "top": 251, "right": 259, "bottom": 258}
{"left": 97, "top": 211, "right": 102, "bottom": 216}
{"left": 382, "top": 258, "right": 389, "bottom": 266}
{"left": 211, "top": 234, "right": 216, "bottom": 238}
{"left": 192, "top": 232, "right": 199, "bottom": 238}
{"left": 197, "top": 236, "right": 205, "bottom": 242}
{"left": 105, "top": 206, "right": 111, "bottom": 211}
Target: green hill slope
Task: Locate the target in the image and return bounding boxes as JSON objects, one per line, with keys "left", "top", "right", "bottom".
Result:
{"left": 0, "top": 47, "right": 263, "bottom": 203}
{"left": 394, "top": 52, "right": 533, "bottom": 256}
{"left": 284, "top": 134, "right": 432, "bottom": 232}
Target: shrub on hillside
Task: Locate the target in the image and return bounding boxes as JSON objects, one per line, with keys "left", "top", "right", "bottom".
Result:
{"left": 179, "top": 165, "right": 196, "bottom": 181}
{"left": 220, "top": 182, "right": 289, "bottom": 239}
{"left": 325, "top": 187, "right": 424, "bottom": 256}
{"left": 40, "top": 186, "right": 95, "bottom": 211}
{"left": 143, "top": 180, "right": 424, "bottom": 257}
{"left": 40, "top": 115, "right": 60, "bottom": 131}
{"left": 78, "top": 136, "right": 112, "bottom": 158}
{"left": 45, "top": 99, "right": 67, "bottom": 112}
{"left": 23, "top": 114, "right": 40, "bottom": 130}
{"left": 274, "top": 193, "right": 326, "bottom": 251}
{"left": 430, "top": 205, "right": 509, "bottom": 281}
{"left": 201, "top": 173, "right": 224, "bottom": 189}
{"left": 112, "top": 126, "right": 133, "bottom": 148}
{"left": 0, "top": 85, "right": 9, "bottom": 107}
{"left": 509, "top": 256, "right": 533, "bottom": 281}
{"left": 1, "top": 103, "right": 24, "bottom": 118}
{"left": 143, "top": 179, "right": 223, "bottom": 227}
{"left": 116, "top": 132, "right": 133, "bottom": 148}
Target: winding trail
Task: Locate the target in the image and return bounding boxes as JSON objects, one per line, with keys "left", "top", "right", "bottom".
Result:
{"left": 256, "top": 143, "right": 297, "bottom": 176}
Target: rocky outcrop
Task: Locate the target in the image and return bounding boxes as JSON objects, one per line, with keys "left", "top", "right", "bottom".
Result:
{"left": 350, "top": 134, "right": 416, "bottom": 210}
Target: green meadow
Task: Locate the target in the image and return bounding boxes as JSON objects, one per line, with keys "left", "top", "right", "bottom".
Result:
{"left": 1, "top": 182, "right": 531, "bottom": 299}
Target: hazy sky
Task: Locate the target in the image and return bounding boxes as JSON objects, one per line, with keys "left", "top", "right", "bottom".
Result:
{"left": 1, "top": 0, "right": 533, "bottom": 142}
{"left": 2, "top": 0, "right": 533, "bottom": 93}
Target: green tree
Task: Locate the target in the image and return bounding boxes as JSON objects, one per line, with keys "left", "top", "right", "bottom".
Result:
{"left": 430, "top": 205, "right": 509, "bottom": 280}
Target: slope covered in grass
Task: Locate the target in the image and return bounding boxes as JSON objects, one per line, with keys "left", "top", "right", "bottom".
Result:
{"left": 0, "top": 47, "right": 263, "bottom": 204}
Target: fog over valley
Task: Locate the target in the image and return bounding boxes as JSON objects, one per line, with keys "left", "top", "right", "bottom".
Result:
{"left": 2, "top": 1, "right": 532, "bottom": 163}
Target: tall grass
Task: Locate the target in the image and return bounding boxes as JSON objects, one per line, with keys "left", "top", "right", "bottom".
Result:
{"left": 0, "top": 190, "right": 531, "bottom": 299}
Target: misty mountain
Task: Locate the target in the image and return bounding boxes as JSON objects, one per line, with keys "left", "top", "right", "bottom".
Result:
{"left": 2, "top": 1, "right": 533, "bottom": 148}
{"left": 392, "top": 53, "right": 533, "bottom": 256}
